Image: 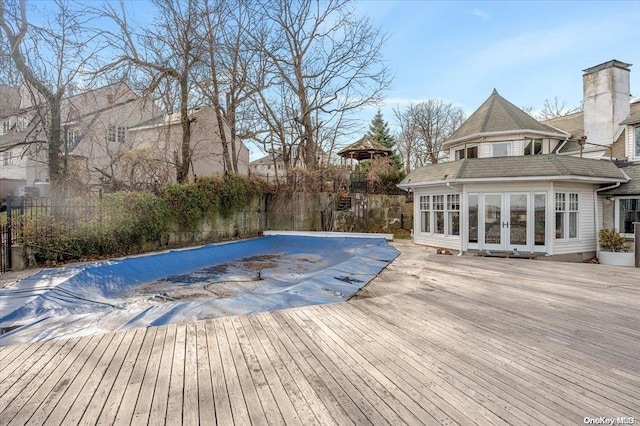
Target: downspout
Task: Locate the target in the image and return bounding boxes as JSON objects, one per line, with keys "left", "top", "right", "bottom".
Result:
{"left": 447, "top": 182, "right": 464, "bottom": 256}
{"left": 594, "top": 182, "right": 621, "bottom": 254}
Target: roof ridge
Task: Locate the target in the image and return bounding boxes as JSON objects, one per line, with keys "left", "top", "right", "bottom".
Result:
{"left": 479, "top": 94, "right": 496, "bottom": 133}
{"left": 547, "top": 154, "right": 570, "bottom": 175}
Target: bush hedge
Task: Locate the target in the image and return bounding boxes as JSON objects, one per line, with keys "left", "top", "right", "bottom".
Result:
{"left": 18, "top": 175, "right": 272, "bottom": 264}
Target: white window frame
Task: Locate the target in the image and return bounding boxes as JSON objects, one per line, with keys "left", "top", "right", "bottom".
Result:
{"left": 524, "top": 139, "right": 544, "bottom": 155}
{"left": 108, "top": 125, "right": 127, "bottom": 143}
{"left": 555, "top": 192, "right": 580, "bottom": 241}
{"left": 635, "top": 125, "right": 640, "bottom": 158}
{"left": 419, "top": 195, "right": 430, "bottom": 233}
{"left": 1, "top": 120, "right": 9, "bottom": 135}
{"left": 67, "top": 129, "right": 81, "bottom": 150}
{"left": 418, "top": 193, "right": 460, "bottom": 237}
{"left": 3, "top": 150, "right": 11, "bottom": 166}
{"left": 453, "top": 144, "right": 478, "bottom": 160}
{"left": 491, "top": 142, "right": 512, "bottom": 157}
{"left": 615, "top": 196, "right": 640, "bottom": 237}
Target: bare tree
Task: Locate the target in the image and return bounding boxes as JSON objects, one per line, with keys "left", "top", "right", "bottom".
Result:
{"left": 100, "top": 0, "right": 204, "bottom": 183}
{"left": 255, "top": 0, "right": 391, "bottom": 170}
{"left": 538, "top": 96, "right": 582, "bottom": 121}
{"left": 1, "top": 0, "right": 99, "bottom": 198}
{"left": 394, "top": 100, "right": 466, "bottom": 168}
{"left": 195, "top": 0, "right": 268, "bottom": 175}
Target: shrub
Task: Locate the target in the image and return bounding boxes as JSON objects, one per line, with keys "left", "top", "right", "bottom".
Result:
{"left": 598, "top": 228, "right": 628, "bottom": 252}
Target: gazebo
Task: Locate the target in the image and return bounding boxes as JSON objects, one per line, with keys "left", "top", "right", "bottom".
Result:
{"left": 338, "top": 136, "right": 392, "bottom": 168}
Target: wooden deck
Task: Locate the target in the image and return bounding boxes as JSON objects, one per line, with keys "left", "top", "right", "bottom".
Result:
{"left": 1, "top": 241, "right": 639, "bottom": 425}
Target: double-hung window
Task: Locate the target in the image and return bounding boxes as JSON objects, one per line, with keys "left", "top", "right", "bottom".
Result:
{"left": 555, "top": 192, "right": 579, "bottom": 239}
{"left": 618, "top": 197, "right": 640, "bottom": 235}
{"left": 1, "top": 120, "right": 9, "bottom": 135}
{"left": 3, "top": 151, "right": 11, "bottom": 166}
{"left": 108, "top": 125, "right": 127, "bottom": 144}
{"left": 447, "top": 194, "right": 460, "bottom": 235}
{"left": 433, "top": 195, "right": 445, "bottom": 234}
{"left": 419, "top": 195, "right": 430, "bottom": 233}
{"left": 67, "top": 129, "right": 81, "bottom": 150}
{"left": 635, "top": 125, "right": 640, "bottom": 158}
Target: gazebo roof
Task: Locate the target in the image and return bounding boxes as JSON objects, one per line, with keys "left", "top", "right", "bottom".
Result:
{"left": 338, "top": 136, "right": 392, "bottom": 161}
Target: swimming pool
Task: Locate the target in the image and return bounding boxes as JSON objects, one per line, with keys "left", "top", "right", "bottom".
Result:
{"left": 0, "top": 233, "right": 398, "bottom": 346}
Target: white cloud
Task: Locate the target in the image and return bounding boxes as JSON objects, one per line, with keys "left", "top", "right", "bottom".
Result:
{"left": 472, "top": 9, "right": 491, "bottom": 20}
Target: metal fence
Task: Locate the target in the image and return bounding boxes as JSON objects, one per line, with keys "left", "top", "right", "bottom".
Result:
{"left": 1, "top": 195, "right": 101, "bottom": 272}
{"left": 1, "top": 224, "right": 9, "bottom": 273}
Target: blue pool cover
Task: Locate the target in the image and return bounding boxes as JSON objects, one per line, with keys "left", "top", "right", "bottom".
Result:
{"left": 0, "top": 234, "right": 398, "bottom": 346}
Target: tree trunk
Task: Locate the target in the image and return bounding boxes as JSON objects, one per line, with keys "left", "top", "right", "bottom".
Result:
{"left": 177, "top": 79, "right": 191, "bottom": 183}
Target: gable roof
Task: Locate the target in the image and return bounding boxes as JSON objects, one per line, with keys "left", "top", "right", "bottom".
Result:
{"left": 620, "top": 98, "right": 640, "bottom": 125}
{"left": 399, "top": 155, "right": 628, "bottom": 188}
{"left": 444, "top": 89, "right": 569, "bottom": 146}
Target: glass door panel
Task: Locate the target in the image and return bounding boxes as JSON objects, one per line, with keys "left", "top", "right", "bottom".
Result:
{"left": 534, "top": 193, "right": 546, "bottom": 247}
{"left": 509, "top": 193, "right": 527, "bottom": 246}
{"left": 484, "top": 194, "right": 502, "bottom": 247}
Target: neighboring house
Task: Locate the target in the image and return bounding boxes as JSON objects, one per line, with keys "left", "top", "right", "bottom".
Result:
{"left": 399, "top": 59, "right": 639, "bottom": 261}
{"left": 249, "top": 148, "right": 331, "bottom": 181}
{"left": 0, "top": 82, "right": 160, "bottom": 192}
{"left": 249, "top": 152, "right": 287, "bottom": 182}
{"left": 128, "top": 106, "right": 249, "bottom": 183}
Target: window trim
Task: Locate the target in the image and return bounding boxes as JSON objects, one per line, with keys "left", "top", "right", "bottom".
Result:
{"left": 524, "top": 138, "right": 544, "bottom": 155}
{"left": 3, "top": 150, "right": 12, "bottom": 166}
{"left": 491, "top": 141, "right": 512, "bottom": 157}
{"left": 555, "top": 191, "right": 580, "bottom": 241}
{"left": 634, "top": 125, "right": 640, "bottom": 158}
{"left": 615, "top": 196, "right": 640, "bottom": 237}
{"left": 108, "top": 124, "right": 127, "bottom": 144}
{"left": 418, "top": 193, "right": 460, "bottom": 237}
{"left": 453, "top": 144, "right": 478, "bottom": 160}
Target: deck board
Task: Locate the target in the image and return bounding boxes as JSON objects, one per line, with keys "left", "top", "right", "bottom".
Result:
{"left": 1, "top": 241, "right": 639, "bottom": 425}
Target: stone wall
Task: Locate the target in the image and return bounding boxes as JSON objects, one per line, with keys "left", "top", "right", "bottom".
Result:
{"left": 266, "top": 192, "right": 413, "bottom": 233}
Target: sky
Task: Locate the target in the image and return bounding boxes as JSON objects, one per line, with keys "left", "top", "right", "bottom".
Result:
{"left": 354, "top": 0, "right": 640, "bottom": 129}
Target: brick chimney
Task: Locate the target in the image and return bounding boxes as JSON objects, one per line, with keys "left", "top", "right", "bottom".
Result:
{"left": 583, "top": 60, "right": 631, "bottom": 147}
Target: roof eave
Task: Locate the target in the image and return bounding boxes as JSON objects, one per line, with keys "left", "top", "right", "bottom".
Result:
{"left": 400, "top": 175, "right": 627, "bottom": 188}
{"left": 443, "top": 129, "right": 570, "bottom": 147}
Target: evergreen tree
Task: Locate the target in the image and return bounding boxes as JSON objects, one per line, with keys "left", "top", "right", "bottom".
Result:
{"left": 366, "top": 110, "right": 402, "bottom": 171}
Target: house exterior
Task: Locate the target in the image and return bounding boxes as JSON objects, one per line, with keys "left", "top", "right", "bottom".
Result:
{"left": 249, "top": 148, "right": 331, "bottom": 182}
{"left": 127, "top": 106, "right": 250, "bottom": 183}
{"left": 0, "top": 82, "right": 160, "bottom": 192}
{"left": 399, "top": 59, "right": 639, "bottom": 261}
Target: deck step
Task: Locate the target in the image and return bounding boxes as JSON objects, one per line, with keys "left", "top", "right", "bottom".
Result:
{"left": 479, "top": 250, "right": 536, "bottom": 259}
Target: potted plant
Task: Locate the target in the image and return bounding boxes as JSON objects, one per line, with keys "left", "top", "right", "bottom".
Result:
{"left": 598, "top": 228, "right": 634, "bottom": 266}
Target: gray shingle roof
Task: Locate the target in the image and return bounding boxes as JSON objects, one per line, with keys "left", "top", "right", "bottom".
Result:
{"left": 542, "top": 111, "right": 584, "bottom": 140}
{"left": 399, "top": 155, "right": 628, "bottom": 187}
{"left": 445, "top": 89, "right": 568, "bottom": 145}
{"left": 620, "top": 99, "right": 640, "bottom": 125}
{"left": 600, "top": 163, "right": 640, "bottom": 195}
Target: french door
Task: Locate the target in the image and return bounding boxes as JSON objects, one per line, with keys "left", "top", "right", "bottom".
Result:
{"left": 481, "top": 193, "right": 531, "bottom": 252}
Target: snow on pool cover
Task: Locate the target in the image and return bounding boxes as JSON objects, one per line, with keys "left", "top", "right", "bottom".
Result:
{"left": 0, "top": 234, "right": 398, "bottom": 346}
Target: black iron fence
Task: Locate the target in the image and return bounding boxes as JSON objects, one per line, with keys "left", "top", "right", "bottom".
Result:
{"left": 1, "top": 195, "right": 101, "bottom": 272}
{"left": 1, "top": 224, "right": 9, "bottom": 273}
